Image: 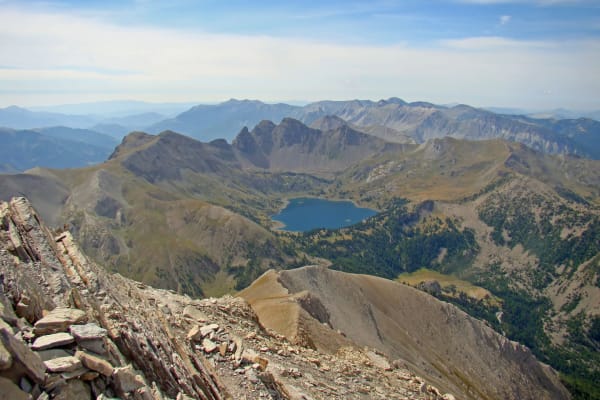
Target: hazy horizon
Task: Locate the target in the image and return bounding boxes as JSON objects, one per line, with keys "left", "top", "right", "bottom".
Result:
{"left": 1, "top": 0, "right": 599, "bottom": 110}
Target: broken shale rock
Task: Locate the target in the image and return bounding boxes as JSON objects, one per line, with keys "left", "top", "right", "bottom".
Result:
{"left": 33, "top": 308, "right": 86, "bottom": 336}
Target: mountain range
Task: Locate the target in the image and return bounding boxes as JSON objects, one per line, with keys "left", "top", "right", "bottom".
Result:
{"left": 2, "top": 98, "right": 600, "bottom": 170}
{"left": 1, "top": 98, "right": 600, "bottom": 398}
{"left": 0, "top": 127, "right": 118, "bottom": 172}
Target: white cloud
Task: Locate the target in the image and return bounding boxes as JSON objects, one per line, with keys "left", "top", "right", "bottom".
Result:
{"left": 499, "top": 15, "right": 512, "bottom": 25}
{"left": 0, "top": 7, "right": 598, "bottom": 109}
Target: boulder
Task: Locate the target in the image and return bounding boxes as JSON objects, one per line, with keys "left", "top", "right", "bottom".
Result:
{"left": 33, "top": 308, "right": 86, "bottom": 336}
{"left": 31, "top": 333, "right": 75, "bottom": 351}
{"left": 0, "top": 328, "right": 45, "bottom": 384}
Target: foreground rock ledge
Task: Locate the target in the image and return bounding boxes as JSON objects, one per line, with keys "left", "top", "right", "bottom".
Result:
{"left": 0, "top": 196, "right": 571, "bottom": 400}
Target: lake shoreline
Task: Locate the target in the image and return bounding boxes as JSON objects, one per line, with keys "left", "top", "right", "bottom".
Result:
{"left": 270, "top": 196, "right": 378, "bottom": 233}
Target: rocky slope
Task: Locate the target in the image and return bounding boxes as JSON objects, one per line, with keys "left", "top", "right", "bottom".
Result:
{"left": 239, "top": 267, "right": 570, "bottom": 400}
{"left": 0, "top": 196, "right": 494, "bottom": 400}
{"left": 299, "top": 100, "right": 596, "bottom": 157}
{"left": 232, "top": 118, "right": 404, "bottom": 175}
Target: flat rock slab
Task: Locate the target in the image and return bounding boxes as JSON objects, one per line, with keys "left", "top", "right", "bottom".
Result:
{"left": 33, "top": 308, "right": 86, "bottom": 335}
{"left": 0, "top": 328, "right": 45, "bottom": 384}
{"left": 69, "top": 323, "right": 107, "bottom": 341}
{"left": 32, "top": 332, "right": 75, "bottom": 350}
{"left": 44, "top": 356, "right": 82, "bottom": 373}
{"left": 75, "top": 350, "right": 113, "bottom": 377}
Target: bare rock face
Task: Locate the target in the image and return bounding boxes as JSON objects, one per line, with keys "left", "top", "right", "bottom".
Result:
{"left": 0, "top": 197, "right": 226, "bottom": 400}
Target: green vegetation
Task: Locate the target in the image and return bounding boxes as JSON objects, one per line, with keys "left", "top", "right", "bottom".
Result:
{"left": 288, "top": 193, "right": 600, "bottom": 399}
{"left": 478, "top": 190, "right": 600, "bottom": 285}
{"left": 292, "top": 198, "right": 478, "bottom": 279}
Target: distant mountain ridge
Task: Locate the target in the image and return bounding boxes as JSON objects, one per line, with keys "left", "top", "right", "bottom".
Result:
{"left": 0, "top": 126, "right": 118, "bottom": 171}
{"left": 4, "top": 98, "right": 600, "bottom": 159}
{"left": 147, "top": 99, "right": 298, "bottom": 141}
{"left": 143, "top": 98, "right": 600, "bottom": 159}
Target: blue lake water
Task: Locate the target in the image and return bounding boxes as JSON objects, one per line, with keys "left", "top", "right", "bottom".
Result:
{"left": 272, "top": 197, "right": 378, "bottom": 232}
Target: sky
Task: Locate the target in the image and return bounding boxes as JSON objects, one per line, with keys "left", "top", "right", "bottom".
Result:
{"left": 0, "top": 0, "right": 599, "bottom": 110}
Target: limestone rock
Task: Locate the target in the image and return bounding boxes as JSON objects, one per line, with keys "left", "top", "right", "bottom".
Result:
{"left": 75, "top": 350, "right": 113, "bottom": 377}
{"left": 44, "top": 356, "right": 82, "bottom": 373}
{"left": 113, "top": 364, "right": 145, "bottom": 394}
{"left": 31, "top": 332, "right": 75, "bottom": 350}
{"left": 69, "top": 323, "right": 107, "bottom": 341}
{"left": 0, "top": 328, "right": 45, "bottom": 384}
{"left": 33, "top": 308, "right": 86, "bottom": 335}
{"left": 0, "top": 376, "right": 31, "bottom": 400}
{"left": 70, "top": 323, "right": 107, "bottom": 354}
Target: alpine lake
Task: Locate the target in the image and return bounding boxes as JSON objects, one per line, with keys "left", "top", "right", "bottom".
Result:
{"left": 271, "top": 197, "right": 378, "bottom": 232}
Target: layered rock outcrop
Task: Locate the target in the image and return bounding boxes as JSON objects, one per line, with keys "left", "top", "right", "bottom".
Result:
{"left": 0, "top": 197, "right": 462, "bottom": 399}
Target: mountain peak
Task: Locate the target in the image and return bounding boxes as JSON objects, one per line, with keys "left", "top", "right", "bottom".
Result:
{"left": 310, "top": 115, "right": 348, "bottom": 131}
{"left": 2, "top": 105, "right": 29, "bottom": 113}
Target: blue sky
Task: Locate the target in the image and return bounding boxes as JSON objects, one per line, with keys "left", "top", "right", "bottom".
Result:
{"left": 0, "top": 0, "right": 599, "bottom": 109}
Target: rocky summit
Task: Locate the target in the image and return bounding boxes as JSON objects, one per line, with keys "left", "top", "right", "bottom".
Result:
{"left": 0, "top": 196, "right": 572, "bottom": 399}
